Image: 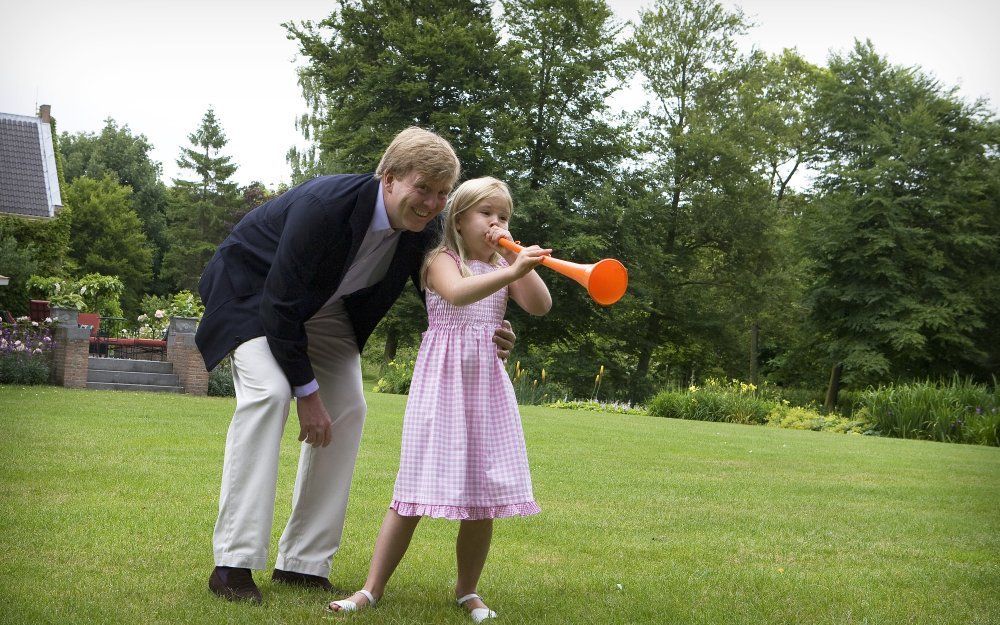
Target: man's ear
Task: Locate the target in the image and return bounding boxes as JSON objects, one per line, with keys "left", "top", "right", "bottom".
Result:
{"left": 383, "top": 171, "right": 396, "bottom": 193}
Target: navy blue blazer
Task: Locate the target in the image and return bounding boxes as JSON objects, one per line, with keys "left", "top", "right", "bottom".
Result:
{"left": 195, "top": 174, "right": 441, "bottom": 387}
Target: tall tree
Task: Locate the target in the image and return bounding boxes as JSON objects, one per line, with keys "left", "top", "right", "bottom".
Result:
{"left": 60, "top": 119, "right": 169, "bottom": 292}
{"left": 63, "top": 175, "right": 153, "bottom": 314}
{"left": 623, "top": 0, "right": 776, "bottom": 396}
{"left": 807, "top": 40, "right": 1000, "bottom": 406}
{"left": 162, "top": 108, "right": 241, "bottom": 292}
{"left": 285, "top": 0, "right": 509, "bottom": 180}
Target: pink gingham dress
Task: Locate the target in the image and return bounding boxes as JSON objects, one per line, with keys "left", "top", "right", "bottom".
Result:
{"left": 390, "top": 250, "right": 540, "bottom": 520}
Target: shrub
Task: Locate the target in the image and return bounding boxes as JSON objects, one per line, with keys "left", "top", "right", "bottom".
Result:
{"left": 547, "top": 399, "right": 647, "bottom": 415}
{"left": 648, "top": 379, "right": 774, "bottom": 424}
{"left": 208, "top": 357, "right": 235, "bottom": 397}
{"left": 507, "top": 360, "right": 568, "bottom": 405}
{"left": 372, "top": 348, "right": 417, "bottom": 395}
{"left": 766, "top": 405, "right": 872, "bottom": 434}
{"left": 859, "top": 377, "right": 998, "bottom": 446}
{"left": 0, "top": 319, "right": 55, "bottom": 385}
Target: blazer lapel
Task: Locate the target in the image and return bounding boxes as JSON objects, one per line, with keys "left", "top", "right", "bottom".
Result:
{"left": 344, "top": 176, "right": 381, "bottom": 269}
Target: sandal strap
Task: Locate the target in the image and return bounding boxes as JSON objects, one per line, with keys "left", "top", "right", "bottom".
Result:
{"left": 457, "top": 593, "right": 481, "bottom": 606}
{"left": 358, "top": 589, "right": 376, "bottom": 606}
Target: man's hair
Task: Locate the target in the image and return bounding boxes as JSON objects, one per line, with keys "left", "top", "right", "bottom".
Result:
{"left": 375, "top": 127, "right": 460, "bottom": 186}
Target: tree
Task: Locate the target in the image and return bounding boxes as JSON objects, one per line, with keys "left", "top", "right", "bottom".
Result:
{"left": 63, "top": 175, "right": 153, "bottom": 314}
{"left": 806, "top": 40, "right": 1000, "bottom": 407}
{"left": 60, "top": 119, "right": 169, "bottom": 292}
{"left": 623, "top": 0, "right": 777, "bottom": 396}
{"left": 162, "top": 108, "right": 241, "bottom": 292}
{"left": 285, "top": 0, "right": 510, "bottom": 180}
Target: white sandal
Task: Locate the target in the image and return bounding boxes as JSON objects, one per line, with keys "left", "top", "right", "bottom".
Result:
{"left": 457, "top": 593, "right": 497, "bottom": 623}
{"left": 326, "top": 589, "right": 376, "bottom": 613}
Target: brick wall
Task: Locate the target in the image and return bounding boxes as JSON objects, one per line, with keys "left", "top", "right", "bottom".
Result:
{"left": 167, "top": 316, "right": 208, "bottom": 396}
{"left": 50, "top": 307, "right": 90, "bottom": 389}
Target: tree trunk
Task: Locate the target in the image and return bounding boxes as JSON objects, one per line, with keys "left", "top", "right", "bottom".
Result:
{"left": 824, "top": 363, "right": 843, "bottom": 412}
{"left": 631, "top": 312, "right": 662, "bottom": 398}
{"left": 383, "top": 325, "right": 398, "bottom": 368}
{"left": 749, "top": 320, "right": 760, "bottom": 385}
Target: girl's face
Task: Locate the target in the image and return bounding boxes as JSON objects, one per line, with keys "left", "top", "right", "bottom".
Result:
{"left": 455, "top": 197, "right": 511, "bottom": 260}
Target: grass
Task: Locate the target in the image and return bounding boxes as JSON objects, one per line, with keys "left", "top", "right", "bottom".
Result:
{"left": 1, "top": 385, "right": 998, "bottom": 625}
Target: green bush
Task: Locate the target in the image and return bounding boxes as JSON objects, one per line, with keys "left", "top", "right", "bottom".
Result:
{"left": 547, "top": 399, "right": 647, "bottom": 415}
{"left": 0, "top": 353, "right": 50, "bottom": 384}
{"left": 372, "top": 348, "right": 417, "bottom": 395}
{"left": 859, "top": 377, "right": 998, "bottom": 446}
{"left": 767, "top": 405, "right": 872, "bottom": 434}
{"left": 208, "top": 357, "right": 235, "bottom": 397}
{"left": 648, "top": 379, "right": 774, "bottom": 424}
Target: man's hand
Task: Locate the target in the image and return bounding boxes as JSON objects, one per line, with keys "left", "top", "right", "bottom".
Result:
{"left": 493, "top": 319, "right": 516, "bottom": 361}
{"left": 296, "top": 391, "right": 332, "bottom": 448}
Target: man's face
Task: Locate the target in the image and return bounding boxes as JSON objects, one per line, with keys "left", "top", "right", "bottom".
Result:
{"left": 383, "top": 170, "right": 452, "bottom": 232}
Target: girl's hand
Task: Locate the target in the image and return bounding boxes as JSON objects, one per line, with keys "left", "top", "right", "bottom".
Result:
{"left": 510, "top": 244, "right": 550, "bottom": 278}
{"left": 486, "top": 226, "right": 514, "bottom": 258}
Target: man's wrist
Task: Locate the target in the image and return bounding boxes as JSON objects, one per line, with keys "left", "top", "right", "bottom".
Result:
{"left": 293, "top": 379, "right": 319, "bottom": 398}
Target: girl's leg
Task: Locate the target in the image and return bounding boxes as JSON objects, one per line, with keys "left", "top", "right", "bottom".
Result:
{"left": 332, "top": 508, "right": 421, "bottom": 610}
{"left": 455, "top": 519, "right": 494, "bottom": 612}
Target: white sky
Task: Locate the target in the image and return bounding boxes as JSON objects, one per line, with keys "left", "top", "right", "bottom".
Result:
{"left": 1, "top": 0, "right": 997, "bottom": 188}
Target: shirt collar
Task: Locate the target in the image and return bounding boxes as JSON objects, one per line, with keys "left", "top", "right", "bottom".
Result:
{"left": 372, "top": 180, "right": 394, "bottom": 234}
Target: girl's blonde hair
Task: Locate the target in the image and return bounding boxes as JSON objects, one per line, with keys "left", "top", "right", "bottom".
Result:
{"left": 421, "top": 176, "right": 514, "bottom": 289}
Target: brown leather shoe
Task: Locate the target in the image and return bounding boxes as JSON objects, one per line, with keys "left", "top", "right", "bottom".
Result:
{"left": 271, "top": 568, "right": 336, "bottom": 592}
{"left": 209, "top": 566, "right": 262, "bottom": 604}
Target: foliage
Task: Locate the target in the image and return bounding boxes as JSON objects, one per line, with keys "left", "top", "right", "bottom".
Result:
{"left": 371, "top": 347, "right": 418, "bottom": 395}
{"left": 857, "top": 377, "right": 999, "bottom": 446}
{"left": 63, "top": 174, "right": 153, "bottom": 314}
{"left": 546, "top": 398, "right": 647, "bottom": 415}
{"left": 649, "top": 378, "right": 775, "bottom": 424}
{"left": 27, "top": 273, "right": 125, "bottom": 317}
{"left": 805, "top": 40, "right": 1000, "bottom": 395}
{"left": 133, "top": 290, "right": 205, "bottom": 339}
{"left": 207, "top": 356, "right": 235, "bottom": 397}
{"left": 162, "top": 108, "right": 241, "bottom": 292}
{"left": 60, "top": 119, "right": 169, "bottom": 292}
{"left": 285, "top": 0, "right": 510, "bottom": 180}
{"left": 0, "top": 319, "right": 55, "bottom": 384}
{"left": 507, "top": 359, "right": 569, "bottom": 405}
{"left": 0, "top": 213, "right": 72, "bottom": 316}
{"left": 766, "top": 405, "right": 872, "bottom": 435}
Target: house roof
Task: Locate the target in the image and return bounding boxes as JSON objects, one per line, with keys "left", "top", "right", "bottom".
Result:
{"left": 0, "top": 112, "right": 63, "bottom": 219}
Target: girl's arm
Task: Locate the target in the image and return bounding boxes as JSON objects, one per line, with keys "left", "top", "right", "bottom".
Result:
{"left": 427, "top": 248, "right": 548, "bottom": 308}
{"left": 507, "top": 267, "right": 552, "bottom": 316}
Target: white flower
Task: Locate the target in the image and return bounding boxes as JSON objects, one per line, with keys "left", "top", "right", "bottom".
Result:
{"left": 32, "top": 321, "right": 39, "bottom": 327}
{"left": 80, "top": 285, "right": 87, "bottom": 295}
{"left": 43, "top": 336, "right": 51, "bottom": 342}
{"left": 15, "top": 343, "right": 25, "bottom": 352}
{"left": 14, "top": 340, "right": 21, "bottom": 346}
{"left": 33, "top": 348, "right": 42, "bottom": 354}
{"left": 154, "top": 310, "right": 165, "bottom": 319}
{"left": 137, "top": 314, "right": 148, "bottom": 322}
{"left": 44, "top": 317, "right": 52, "bottom": 323}
{"left": 16, "top": 316, "right": 28, "bottom": 322}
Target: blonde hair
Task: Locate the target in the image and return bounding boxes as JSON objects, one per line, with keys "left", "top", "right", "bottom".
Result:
{"left": 375, "top": 126, "right": 460, "bottom": 187}
{"left": 421, "top": 177, "right": 514, "bottom": 289}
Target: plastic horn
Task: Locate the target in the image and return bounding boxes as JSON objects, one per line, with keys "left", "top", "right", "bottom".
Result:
{"left": 498, "top": 238, "right": 628, "bottom": 306}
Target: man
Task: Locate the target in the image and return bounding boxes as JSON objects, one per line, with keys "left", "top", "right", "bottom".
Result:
{"left": 196, "top": 128, "right": 516, "bottom": 603}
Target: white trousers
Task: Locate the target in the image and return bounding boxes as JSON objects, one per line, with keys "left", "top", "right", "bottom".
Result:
{"left": 212, "top": 303, "right": 366, "bottom": 577}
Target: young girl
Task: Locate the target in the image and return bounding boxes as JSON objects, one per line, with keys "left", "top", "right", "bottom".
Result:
{"left": 327, "top": 177, "right": 552, "bottom": 621}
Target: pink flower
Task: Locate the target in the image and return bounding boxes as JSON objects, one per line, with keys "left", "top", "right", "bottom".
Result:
{"left": 154, "top": 310, "right": 165, "bottom": 319}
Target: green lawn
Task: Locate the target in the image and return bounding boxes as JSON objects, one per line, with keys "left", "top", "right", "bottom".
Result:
{"left": 1, "top": 385, "right": 998, "bottom": 625}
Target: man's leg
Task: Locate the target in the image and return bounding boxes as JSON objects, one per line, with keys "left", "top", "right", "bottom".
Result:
{"left": 275, "top": 304, "right": 367, "bottom": 578}
{"left": 213, "top": 337, "right": 292, "bottom": 570}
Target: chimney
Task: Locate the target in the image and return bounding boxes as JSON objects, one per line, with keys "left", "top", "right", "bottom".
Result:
{"left": 39, "top": 104, "right": 51, "bottom": 123}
